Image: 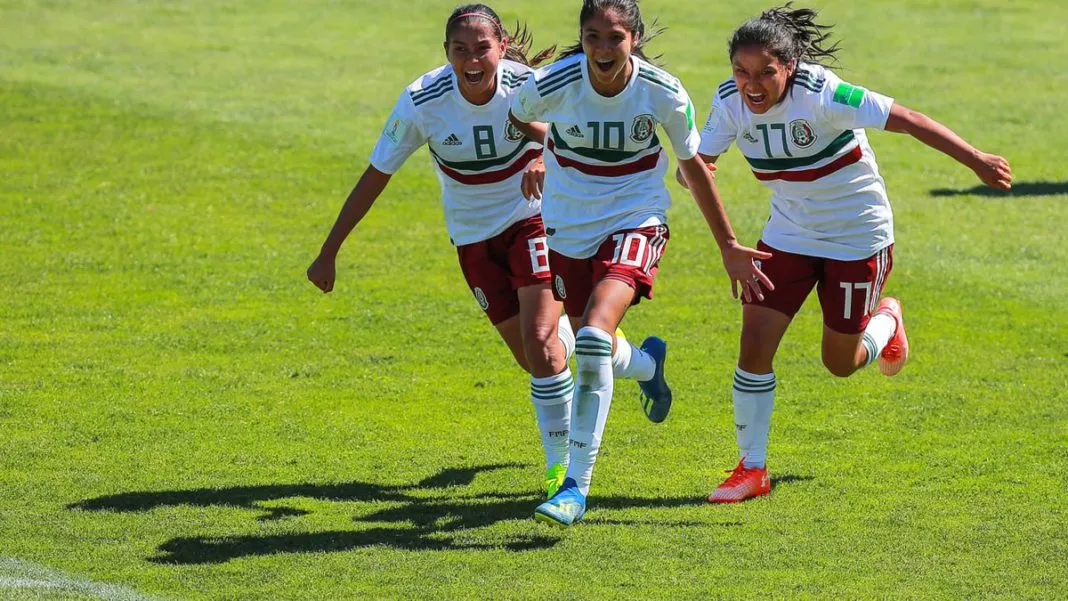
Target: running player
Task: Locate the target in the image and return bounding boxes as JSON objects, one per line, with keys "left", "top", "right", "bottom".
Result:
{"left": 511, "top": 0, "right": 771, "bottom": 526}
{"left": 685, "top": 4, "right": 1013, "bottom": 503}
{"left": 306, "top": 5, "right": 663, "bottom": 500}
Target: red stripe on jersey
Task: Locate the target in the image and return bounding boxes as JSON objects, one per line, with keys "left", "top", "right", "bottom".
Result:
{"left": 434, "top": 148, "right": 543, "bottom": 185}
{"left": 751, "top": 145, "right": 863, "bottom": 182}
{"left": 548, "top": 138, "right": 661, "bottom": 177}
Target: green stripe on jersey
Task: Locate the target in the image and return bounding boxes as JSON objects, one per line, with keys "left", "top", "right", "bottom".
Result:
{"left": 429, "top": 138, "right": 537, "bottom": 171}
{"left": 833, "top": 82, "right": 866, "bottom": 108}
{"left": 637, "top": 67, "right": 679, "bottom": 93}
{"left": 550, "top": 124, "right": 660, "bottom": 163}
{"left": 744, "top": 130, "right": 856, "bottom": 171}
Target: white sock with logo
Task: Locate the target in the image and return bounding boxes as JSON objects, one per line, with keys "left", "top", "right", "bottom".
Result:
{"left": 612, "top": 337, "right": 655, "bottom": 381}
{"left": 732, "top": 368, "right": 776, "bottom": 469}
{"left": 530, "top": 370, "right": 574, "bottom": 469}
{"left": 567, "top": 327, "right": 615, "bottom": 496}
{"left": 861, "top": 311, "right": 897, "bottom": 366}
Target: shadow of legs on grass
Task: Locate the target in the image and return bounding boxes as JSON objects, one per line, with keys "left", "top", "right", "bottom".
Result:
{"left": 72, "top": 464, "right": 721, "bottom": 564}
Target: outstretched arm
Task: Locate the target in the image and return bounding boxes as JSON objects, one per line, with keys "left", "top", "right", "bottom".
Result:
{"left": 884, "top": 104, "right": 1013, "bottom": 190}
{"left": 678, "top": 155, "right": 773, "bottom": 302}
{"left": 307, "top": 165, "right": 392, "bottom": 293}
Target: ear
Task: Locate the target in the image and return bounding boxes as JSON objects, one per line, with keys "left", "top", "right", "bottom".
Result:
{"left": 786, "top": 57, "right": 798, "bottom": 75}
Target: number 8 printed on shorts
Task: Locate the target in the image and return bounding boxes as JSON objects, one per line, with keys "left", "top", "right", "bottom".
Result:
{"left": 528, "top": 237, "right": 550, "bottom": 274}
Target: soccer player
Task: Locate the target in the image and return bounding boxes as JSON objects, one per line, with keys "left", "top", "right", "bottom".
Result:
{"left": 685, "top": 5, "right": 1013, "bottom": 503}
{"left": 510, "top": 0, "right": 770, "bottom": 526}
{"left": 306, "top": 4, "right": 660, "bottom": 500}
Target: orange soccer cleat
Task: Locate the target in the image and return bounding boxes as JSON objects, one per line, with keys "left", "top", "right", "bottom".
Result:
{"left": 876, "top": 297, "right": 909, "bottom": 376}
{"left": 707, "top": 460, "right": 771, "bottom": 504}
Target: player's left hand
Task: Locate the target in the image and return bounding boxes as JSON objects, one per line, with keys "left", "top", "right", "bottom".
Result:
{"left": 972, "top": 152, "right": 1013, "bottom": 191}
{"left": 721, "top": 241, "right": 774, "bottom": 303}
{"left": 522, "top": 156, "right": 545, "bottom": 201}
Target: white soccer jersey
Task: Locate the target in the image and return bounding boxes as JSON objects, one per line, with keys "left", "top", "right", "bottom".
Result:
{"left": 369, "top": 60, "right": 542, "bottom": 246}
{"left": 699, "top": 64, "right": 896, "bottom": 261}
{"left": 511, "top": 54, "right": 701, "bottom": 259}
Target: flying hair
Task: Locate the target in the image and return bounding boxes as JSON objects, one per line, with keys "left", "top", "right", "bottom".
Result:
{"left": 729, "top": 2, "right": 841, "bottom": 69}
{"left": 445, "top": 4, "right": 556, "bottom": 67}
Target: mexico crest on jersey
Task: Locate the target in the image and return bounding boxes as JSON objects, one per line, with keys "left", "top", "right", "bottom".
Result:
{"left": 505, "top": 121, "right": 524, "bottom": 142}
{"left": 631, "top": 114, "right": 656, "bottom": 142}
{"left": 790, "top": 119, "right": 817, "bottom": 149}
{"left": 473, "top": 287, "right": 489, "bottom": 311}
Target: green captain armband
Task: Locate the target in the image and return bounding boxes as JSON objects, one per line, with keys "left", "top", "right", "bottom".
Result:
{"left": 833, "top": 82, "right": 866, "bottom": 108}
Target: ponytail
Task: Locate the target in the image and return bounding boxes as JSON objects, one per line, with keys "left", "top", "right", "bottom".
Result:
{"left": 729, "top": 3, "right": 840, "bottom": 68}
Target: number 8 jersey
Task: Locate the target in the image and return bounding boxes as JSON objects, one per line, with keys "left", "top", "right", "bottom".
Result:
{"left": 370, "top": 60, "right": 542, "bottom": 246}
{"left": 510, "top": 54, "right": 701, "bottom": 259}
{"left": 699, "top": 63, "right": 896, "bottom": 261}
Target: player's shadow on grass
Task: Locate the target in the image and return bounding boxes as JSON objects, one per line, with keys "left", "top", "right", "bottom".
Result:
{"left": 929, "top": 181, "right": 1068, "bottom": 197}
{"left": 69, "top": 464, "right": 714, "bottom": 564}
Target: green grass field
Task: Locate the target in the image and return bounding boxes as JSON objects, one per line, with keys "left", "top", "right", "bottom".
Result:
{"left": 2, "top": 0, "right": 1066, "bottom": 599}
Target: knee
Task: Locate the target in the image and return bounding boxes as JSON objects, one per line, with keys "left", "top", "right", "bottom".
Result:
{"left": 822, "top": 353, "right": 859, "bottom": 378}
{"left": 523, "top": 322, "right": 559, "bottom": 373}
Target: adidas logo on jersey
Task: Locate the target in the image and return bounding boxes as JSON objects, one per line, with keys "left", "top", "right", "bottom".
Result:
{"left": 442, "top": 133, "right": 462, "bottom": 146}
{"left": 565, "top": 125, "right": 584, "bottom": 138}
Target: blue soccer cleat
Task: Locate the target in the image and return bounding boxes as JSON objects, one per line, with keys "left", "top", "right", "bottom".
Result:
{"left": 534, "top": 478, "right": 586, "bottom": 527}
{"left": 638, "top": 336, "right": 672, "bottom": 423}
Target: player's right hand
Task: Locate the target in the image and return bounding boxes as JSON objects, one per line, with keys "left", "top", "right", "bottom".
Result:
{"left": 307, "top": 254, "right": 336, "bottom": 293}
{"left": 721, "top": 241, "right": 774, "bottom": 303}
{"left": 973, "top": 152, "right": 1013, "bottom": 191}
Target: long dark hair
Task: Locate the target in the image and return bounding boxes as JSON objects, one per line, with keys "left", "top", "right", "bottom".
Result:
{"left": 729, "top": 3, "right": 841, "bottom": 69}
{"left": 445, "top": 4, "right": 556, "bottom": 67}
{"left": 557, "top": 0, "right": 665, "bottom": 64}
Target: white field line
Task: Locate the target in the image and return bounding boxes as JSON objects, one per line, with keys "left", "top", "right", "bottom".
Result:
{"left": 0, "top": 557, "right": 161, "bottom": 601}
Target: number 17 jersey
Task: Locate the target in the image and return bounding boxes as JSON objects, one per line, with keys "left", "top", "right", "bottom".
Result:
{"left": 699, "top": 64, "right": 896, "bottom": 261}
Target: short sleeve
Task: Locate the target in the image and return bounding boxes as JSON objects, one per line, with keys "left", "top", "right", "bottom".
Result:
{"left": 369, "top": 92, "right": 425, "bottom": 174}
{"left": 697, "top": 93, "right": 738, "bottom": 157}
{"left": 510, "top": 75, "right": 546, "bottom": 124}
{"left": 660, "top": 86, "right": 702, "bottom": 160}
{"left": 821, "top": 71, "right": 895, "bottom": 131}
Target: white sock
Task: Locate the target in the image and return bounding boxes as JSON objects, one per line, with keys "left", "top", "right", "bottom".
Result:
{"left": 530, "top": 370, "right": 574, "bottom": 469}
{"left": 567, "top": 326, "right": 615, "bottom": 496}
{"left": 732, "top": 368, "right": 776, "bottom": 469}
{"left": 861, "top": 311, "right": 897, "bottom": 366}
{"left": 612, "top": 337, "right": 655, "bottom": 381}
{"left": 557, "top": 316, "right": 576, "bottom": 362}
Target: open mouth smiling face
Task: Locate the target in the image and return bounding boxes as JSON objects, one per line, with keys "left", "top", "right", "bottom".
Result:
{"left": 446, "top": 20, "right": 504, "bottom": 104}
{"left": 581, "top": 9, "right": 636, "bottom": 94}
{"left": 731, "top": 44, "right": 795, "bottom": 115}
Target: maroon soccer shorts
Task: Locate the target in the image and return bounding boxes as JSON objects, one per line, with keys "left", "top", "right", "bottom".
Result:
{"left": 456, "top": 215, "right": 552, "bottom": 325}
{"left": 743, "top": 240, "right": 894, "bottom": 334}
{"left": 548, "top": 225, "right": 670, "bottom": 318}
